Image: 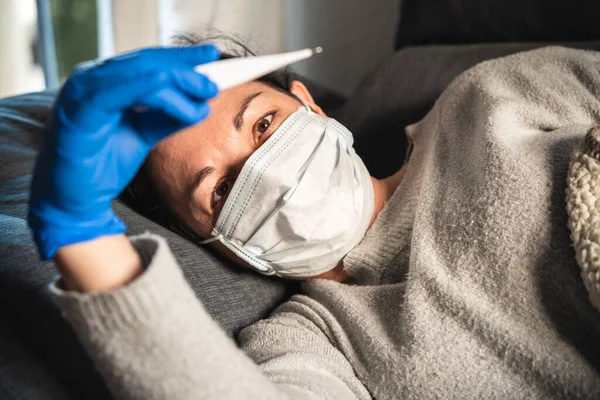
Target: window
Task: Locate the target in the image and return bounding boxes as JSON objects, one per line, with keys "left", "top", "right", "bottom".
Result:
{"left": 49, "top": 0, "right": 99, "bottom": 83}
{"left": 0, "top": 0, "right": 110, "bottom": 97}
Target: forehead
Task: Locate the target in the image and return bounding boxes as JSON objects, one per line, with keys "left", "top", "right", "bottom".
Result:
{"left": 158, "top": 81, "right": 291, "bottom": 144}
{"left": 209, "top": 80, "right": 292, "bottom": 114}
{"left": 152, "top": 81, "right": 294, "bottom": 161}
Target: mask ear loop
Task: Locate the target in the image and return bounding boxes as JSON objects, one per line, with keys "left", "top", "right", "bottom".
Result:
{"left": 199, "top": 232, "right": 278, "bottom": 276}
{"left": 291, "top": 93, "right": 312, "bottom": 112}
{"left": 199, "top": 233, "right": 223, "bottom": 245}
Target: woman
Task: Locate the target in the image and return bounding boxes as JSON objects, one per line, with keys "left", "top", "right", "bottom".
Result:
{"left": 28, "top": 37, "right": 600, "bottom": 399}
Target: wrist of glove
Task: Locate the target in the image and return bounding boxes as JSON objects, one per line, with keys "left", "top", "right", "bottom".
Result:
{"left": 28, "top": 201, "right": 125, "bottom": 260}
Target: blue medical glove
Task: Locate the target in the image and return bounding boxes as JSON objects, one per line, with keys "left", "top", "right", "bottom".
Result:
{"left": 28, "top": 45, "right": 220, "bottom": 259}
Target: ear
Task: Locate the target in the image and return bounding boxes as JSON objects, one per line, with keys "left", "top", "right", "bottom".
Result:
{"left": 289, "top": 80, "right": 326, "bottom": 116}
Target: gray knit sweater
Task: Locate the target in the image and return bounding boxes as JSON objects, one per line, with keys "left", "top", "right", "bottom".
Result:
{"left": 51, "top": 47, "right": 600, "bottom": 399}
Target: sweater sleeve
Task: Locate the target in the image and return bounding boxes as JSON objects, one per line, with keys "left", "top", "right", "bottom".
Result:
{"left": 50, "top": 233, "right": 371, "bottom": 400}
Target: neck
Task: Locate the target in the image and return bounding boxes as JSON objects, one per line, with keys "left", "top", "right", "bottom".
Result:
{"left": 312, "top": 164, "right": 409, "bottom": 282}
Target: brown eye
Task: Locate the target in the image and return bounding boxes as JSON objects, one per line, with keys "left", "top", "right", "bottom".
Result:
{"left": 212, "top": 180, "right": 232, "bottom": 207}
{"left": 217, "top": 181, "right": 230, "bottom": 196}
{"left": 256, "top": 114, "right": 274, "bottom": 135}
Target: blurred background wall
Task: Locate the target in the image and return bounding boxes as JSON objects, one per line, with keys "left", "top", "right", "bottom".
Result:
{"left": 0, "top": 0, "right": 398, "bottom": 98}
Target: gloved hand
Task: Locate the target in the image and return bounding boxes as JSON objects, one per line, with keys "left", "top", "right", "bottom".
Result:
{"left": 28, "top": 45, "right": 220, "bottom": 259}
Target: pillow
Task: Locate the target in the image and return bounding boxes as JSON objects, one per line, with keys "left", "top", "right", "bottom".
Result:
{"left": 395, "top": 0, "right": 600, "bottom": 48}
{"left": 344, "top": 41, "right": 600, "bottom": 179}
{"left": 0, "top": 90, "right": 296, "bottom": 399}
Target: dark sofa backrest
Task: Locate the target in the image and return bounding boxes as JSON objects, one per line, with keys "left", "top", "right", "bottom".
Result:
{"left": 396, "top": 0, "right": 600, "bottom": 48}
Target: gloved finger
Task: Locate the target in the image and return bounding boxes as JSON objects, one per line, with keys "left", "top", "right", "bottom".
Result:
{"left": 169, "top": 68, "right": 219, "bottom": 101}
{"left": 87, "top": 44, "right": 220, "bottom": 79}
{"left": 131, "top": 89, "right": 210, "bottom": 146}
{"left": 71, "top": 71, "right": 158, "bottom": 115}
{"left": 89, "top": 67, "right": 218, "bottom": 111}
{"left": 77, "top": 63, "right": 218, "bottom": 104}
{"left": 66, "top": 67, "right": 214, "bottom": 129}
{"left": 85, "top": 69, "right": 174, "bottom": 112}
{"left": 136, "top": 44, "right": 220, "bottom": 67}
{"left": 61, "top": 70, "right": 165, "bottom": 127}
{"left": 139, "top": 86, "right": 211, "bottom": 124}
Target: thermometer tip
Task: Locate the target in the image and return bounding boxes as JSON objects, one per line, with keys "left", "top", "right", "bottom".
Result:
{"left": 313, "top": 46, "right": 323, "bottom": 54}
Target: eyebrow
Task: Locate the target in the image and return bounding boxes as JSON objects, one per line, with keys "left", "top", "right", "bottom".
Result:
{"left": 188, "top": 166, "right": 215, "bottom": 202}
{"left": 234, "top": 92, "right": 262, "bottom": 131}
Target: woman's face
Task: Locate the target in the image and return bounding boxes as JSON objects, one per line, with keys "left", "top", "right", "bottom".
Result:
{"left": 147, "top": 79, "right": 326, "bottom": 242}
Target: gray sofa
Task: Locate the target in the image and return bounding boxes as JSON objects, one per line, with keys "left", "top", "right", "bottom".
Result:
{"left": 2, "top": 1, "right": 600, "bottom": 398}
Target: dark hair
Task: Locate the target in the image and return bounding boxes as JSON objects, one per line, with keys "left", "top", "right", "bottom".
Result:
{"left": 119, "top": 33, "right": 297, "bottom": 242}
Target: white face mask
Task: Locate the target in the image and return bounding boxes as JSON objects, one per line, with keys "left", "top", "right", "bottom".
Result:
{"left": 201, "top": 105, "right": 374, "bottom": 278}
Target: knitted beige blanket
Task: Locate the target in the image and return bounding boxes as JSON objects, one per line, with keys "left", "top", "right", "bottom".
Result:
{"left": 567, "top": 126, "right": 600, "bottom": 311}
